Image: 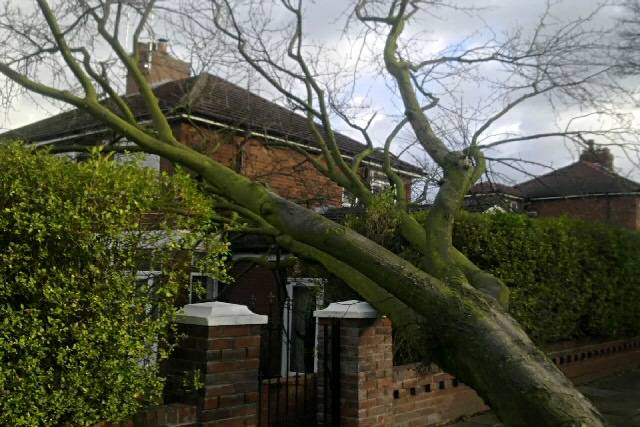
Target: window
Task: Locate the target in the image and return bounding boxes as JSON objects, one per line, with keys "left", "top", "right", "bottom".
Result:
{"left": 370, "top": 174, "right": 392, "bottom": 194}
{"left": 114, "top": 151, "right": 160, "bottom": 170}
{"left": 342, "top": 169, "right": 393, "bottom": 206}
{"left": 113, "top": 139, "right": 160, "bottom": 170}
{"left": 135, "top": 270, "right": 162, "bottom": 367}
{"left": 282, "top": 278, "right": 325, "bottom": 375}
{"left": 189, "top": 273, "right": 227, "bottom": 304}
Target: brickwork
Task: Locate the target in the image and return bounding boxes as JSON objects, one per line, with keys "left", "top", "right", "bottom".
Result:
{"left": 317, "top": 317, "right": 393, "bottom": 427}
{"left": 96, "top": 404, "right": 198, "bottom": 427}
{"left": 528, "top": 195, "right": 640, "bottom": 230}
{"left": 126, "top": 42, "right": 190, "bottom": 95}
{"left": 549, "top": 338, "right": 640, "bottom": 384}
{"left": 215, "top": 262, "right": 283, "bottom": 378}
{"left": 176, "top": 124, "right": 343, "bottom": 208}
{"left": 164, "top": 322, "right": 263, "bottom": 427}
{"left": 316, "top": 301, "right": 640, "bottom": 427}
{"left": 391, "top": 365, "right": 487, "bottom": 427}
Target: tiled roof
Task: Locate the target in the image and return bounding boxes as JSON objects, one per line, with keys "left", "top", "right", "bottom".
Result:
{"left": 3, "top": 73, "right": 422, "bottom": 175}
{"left": 468, "top": 160, "right": 640, "bottom": 200}
{"left": 468, "top": 181, "right": 523, "bottom": 198}
{"left": 515, "top": 161, "right": 640, "bottom": 198}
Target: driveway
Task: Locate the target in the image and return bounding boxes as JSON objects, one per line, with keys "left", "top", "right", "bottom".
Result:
{"left": 448, "top": 369, "right": 640, "bottom": 426}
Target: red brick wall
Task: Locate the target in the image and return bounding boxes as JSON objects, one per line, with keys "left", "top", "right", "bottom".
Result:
{"left": 527, "top": 195, "right": 640, "bottom": 230}
{"left": 126, "top": 43, "right": 190, "bottom": 95}
{"left": 96, "top": 404, "right": 198, "bottom": 427}
{"left": 317, "top": 310, "right": 640, "bottom": 427}
{"left": 391, "top": 365, "right": 487, "bottom": 427}
{"left": 219, "top": 262, "right": 284, "bottom": 377}
{"left": 317, "top": 317, "right": 394, "bottom": 427}
{"left": 389, "top": 338, "right": 640, "bottom": 426}
{"left": 548, "top": 338, "right": 640, "bottom": 384}
{"left": 175, "top": 124, "right": 343, "bottom": 208}
{"left": 164, "top": 323, "right": 262, "bottom": 427}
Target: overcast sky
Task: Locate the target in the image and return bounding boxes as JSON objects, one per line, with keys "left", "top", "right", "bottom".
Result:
{"left": 1, "top": 0, "right": 638, "bottom": 184}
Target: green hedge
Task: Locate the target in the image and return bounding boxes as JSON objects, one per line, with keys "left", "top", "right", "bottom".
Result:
{"left": 0, "top": 143, "right": 229, "bottom": 426}
{"left": 451, "top": 211, "right": 640, "bottom": 344}
{"left": 338, "top": 199, "right": 640, "bottom": 346}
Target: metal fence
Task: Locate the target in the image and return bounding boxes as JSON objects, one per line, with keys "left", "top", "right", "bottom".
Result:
{"left": 257, "top": 297, "right": 317, "bottom": 427}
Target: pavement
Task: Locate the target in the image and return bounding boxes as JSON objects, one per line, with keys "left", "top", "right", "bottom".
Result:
{"left": 448, "top": 369, "right": 640, "bottom": 426}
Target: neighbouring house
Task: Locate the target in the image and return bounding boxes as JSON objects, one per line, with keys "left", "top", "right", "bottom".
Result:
{"left": 1, "top": 39, "right": 423, "bottom": 377}
{"left": 466, "top": 143, "right": 640, "bottom": 230}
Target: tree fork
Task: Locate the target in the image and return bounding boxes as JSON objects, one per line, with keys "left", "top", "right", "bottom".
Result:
{"left": 11, "top": 70, "right": 601, "bottom": 426}
{"left": 0, "top": 1, "right": 609, "bottom": 422}
{"left": 241, "top": 188, "right": 606, "bottom": 426}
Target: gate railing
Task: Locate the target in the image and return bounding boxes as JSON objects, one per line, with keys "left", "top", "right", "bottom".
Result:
{"left": 320, "top": 319, "right": 341, "bottom": 427}
{"left": 257, "top": 297, "right": 317, "bottom": 427}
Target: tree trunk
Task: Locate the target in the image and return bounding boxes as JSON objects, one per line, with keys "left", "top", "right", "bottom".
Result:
{"left": 264, "top": 197, "right": 606, "bottom": 427}
{"left": 130, "top": 140, "right": 606, "bottom": 426}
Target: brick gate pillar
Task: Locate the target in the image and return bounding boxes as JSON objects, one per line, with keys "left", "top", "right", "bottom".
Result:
{"left": 165, "top": 301, "right": 267, "bottom": 427}
{"left": 315, "top": 300, "right": 393, "bottom": 427}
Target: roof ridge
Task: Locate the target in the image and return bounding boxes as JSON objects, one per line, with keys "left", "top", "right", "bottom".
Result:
{"left": 2, "top": 72, "right": 423, "bottom": 175}
{"left": 580, "top": 159, "right": 640, "bottom": 186}
{"left": 174, "top": 74, "right": 210, "bottom": 114}
{"left": 198, "top": 73, "right": 375, "bottom": 154}
{"left": 515, "top": 160, "right": 583, "bottom": 189}
{"left": 517, "top": 159, "right": 640, "bottom": 189}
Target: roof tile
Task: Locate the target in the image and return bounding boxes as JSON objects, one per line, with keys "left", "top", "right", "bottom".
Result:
{"left": 3, "top": 73, "right": 421, "bottom": 174}
{"left": 515, "top": 161, "right": 640, "bottom": 198}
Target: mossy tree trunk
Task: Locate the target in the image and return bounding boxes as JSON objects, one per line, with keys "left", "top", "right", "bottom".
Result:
{"left": 0, "top": 0, "right": 619, "bottom": 425}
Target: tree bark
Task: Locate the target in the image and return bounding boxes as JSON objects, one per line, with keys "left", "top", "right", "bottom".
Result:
{"left": 262, "top": 195, "right": 605, "bottom": 427}
{"left": 70, "top": 124, "right": 605, "bottom": 426}
{"left": 0, "top": 2, "right": 610, "bottom": 422}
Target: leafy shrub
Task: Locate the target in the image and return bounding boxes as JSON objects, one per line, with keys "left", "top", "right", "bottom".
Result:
{"left": 451, "top": 211, "right": 640, "bottom": 344}
{"left": 347, "top": 200, "right": 640, "bottom": 347}
{"left": 0, "top": 143, "right": 229, "bottom": 426}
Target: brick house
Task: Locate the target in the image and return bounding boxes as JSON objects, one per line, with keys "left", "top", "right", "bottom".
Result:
{"left": 2, "top": 40, "right": 422, "bottom": 377}
{"left": 466, "top": 144, "right": 640, "bottom": 230}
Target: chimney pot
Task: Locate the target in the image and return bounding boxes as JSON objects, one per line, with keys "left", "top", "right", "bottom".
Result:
{"left": 157, "top": 38, "right": 169, "bottom": 54}
{"left": 125, "top": 38, "right": 189, "bottom": 95}
{"left": 580, "top": 142, "right": 614, "bottom": 171}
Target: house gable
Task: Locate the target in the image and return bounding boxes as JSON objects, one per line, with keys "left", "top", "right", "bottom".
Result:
{"left": 466, "top": 146, "right": 640, "bottom": 230}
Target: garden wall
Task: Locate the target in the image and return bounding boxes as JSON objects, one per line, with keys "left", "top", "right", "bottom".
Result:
{"left": 316, "top": 301, "right": 640, "bottom": 427}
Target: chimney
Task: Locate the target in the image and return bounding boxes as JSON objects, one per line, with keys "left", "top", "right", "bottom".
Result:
{"left": 125, "top": 39, "right": 190, "bottom": 95}
{"left": 580, "top": 140, "right": 614, "bottom": 171}
{"left": 157, "top": 38, "right": 169, "bottom": 54}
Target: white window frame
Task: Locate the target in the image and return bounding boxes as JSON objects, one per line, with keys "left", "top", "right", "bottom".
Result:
{"left": 136, "top": 270, "right": 162, "bottom": 286}
{"left": 113, "top": 139, "right": 160, "bottom": 171}
{"left": 281, "top": 278, "right": 325, "bottom": 376}
{"left": 189, "top": 272, "right": 220, "bottom": 304}
{"left": 369, "top": 170, "right": 392, "bottom": 194}
{"left": 135, "top": 270, "right": 162, "bottom": 367}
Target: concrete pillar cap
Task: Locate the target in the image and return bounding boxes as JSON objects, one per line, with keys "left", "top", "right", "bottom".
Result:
{"left": 314, "top": 300, "right": 378, "bottom": 319}
{"left": 177, "top": 301, "right": 268, "bottom": 326}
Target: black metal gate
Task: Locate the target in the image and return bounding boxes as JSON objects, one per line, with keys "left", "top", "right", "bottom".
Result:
{"left": 257, "top": 296, "right": 317, "bottom": 427}
{"left": 320, "top": 319, "right": 341, "bottom": 427}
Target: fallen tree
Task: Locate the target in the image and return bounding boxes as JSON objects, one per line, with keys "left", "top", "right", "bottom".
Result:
{"left": 1, "top": 0, "right": 638, "bottom": 425}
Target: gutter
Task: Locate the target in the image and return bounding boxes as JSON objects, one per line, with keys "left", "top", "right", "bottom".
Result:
{"left": 464, "top": 191, "right": 640, "bottom": 202}
{"left": 464, "top": 193, "right": 524, "bottom": 201}
{"left": 26, "top": 113, "right": 424, "bottom": 179}
{"left": 28, "top": 118, "right": 156, "bottom": 147}
{"left": 179, "top": 114, "right": 424, "bottom": 178}
{"left": 528, "top": 192, "right": 640, "bottom": 201}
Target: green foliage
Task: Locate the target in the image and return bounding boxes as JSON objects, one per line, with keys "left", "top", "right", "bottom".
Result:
{"left": 344, "top": 192, "right": 402, "bottom": 249}
{"left": 348, "top": 203, "right": 640, "bottom": 347}
{"left": 0, "top": 143, "right": 229, "bottom": 426}
{"left": 450, "top": 211, "right": 640, "bottom": 344}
